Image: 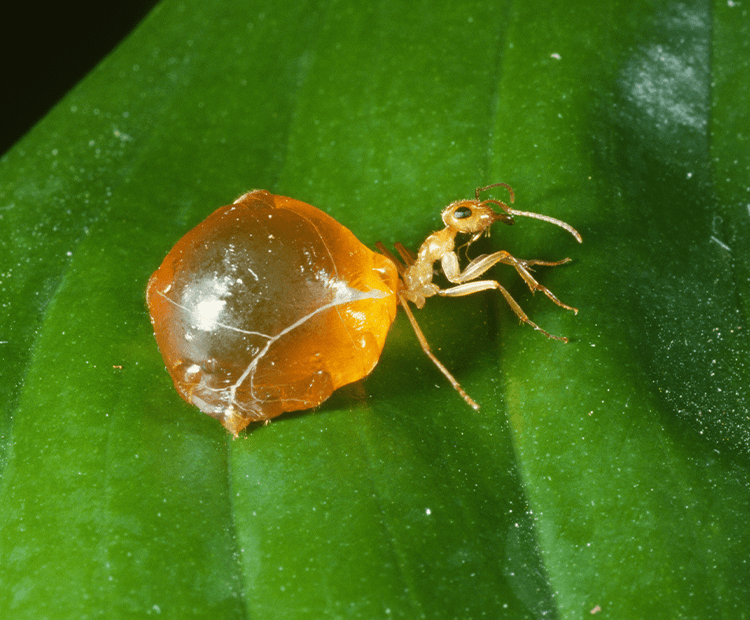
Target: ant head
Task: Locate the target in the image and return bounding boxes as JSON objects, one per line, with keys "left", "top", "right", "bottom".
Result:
{"left": 444, "top": 183, "right": 583, "bottom": 243}
{"left": 441, "top": 199, "right": 515, "bottom": 234}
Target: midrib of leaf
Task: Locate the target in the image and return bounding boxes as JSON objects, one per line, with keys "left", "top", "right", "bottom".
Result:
{"left": 226, "top": 0, "right": 558, "bottom": 617}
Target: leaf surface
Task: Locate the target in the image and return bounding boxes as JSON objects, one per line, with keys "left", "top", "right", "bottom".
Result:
{"left": 1, "top": 0, "right": 749, "bottom": 618}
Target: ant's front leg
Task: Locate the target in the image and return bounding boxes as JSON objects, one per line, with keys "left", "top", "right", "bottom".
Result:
{"left": 435, "top": 279, "right": 568, "bottom": 342}
{"left": 441, "top": 250, "right": 577, "bottom": 314}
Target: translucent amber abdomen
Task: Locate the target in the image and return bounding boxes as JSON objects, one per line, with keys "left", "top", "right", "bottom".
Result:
{"left": 147, "top": 190, "right": 399, "bottom": 435}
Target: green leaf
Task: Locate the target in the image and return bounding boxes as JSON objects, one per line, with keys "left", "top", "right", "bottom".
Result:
{"left": 2, "top": 0, "right": 749, "bottom": 618}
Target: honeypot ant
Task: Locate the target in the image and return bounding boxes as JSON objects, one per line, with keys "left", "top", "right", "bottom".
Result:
{"left": 148, "top": 184, "right": 581, "bottom": 434}
{"left": 376, "top": 182, "right": 582, "bottom": 410}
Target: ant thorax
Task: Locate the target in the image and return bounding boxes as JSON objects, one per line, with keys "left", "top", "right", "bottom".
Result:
{"left": 401, "top": 228, "right": 456, "bottom": 308}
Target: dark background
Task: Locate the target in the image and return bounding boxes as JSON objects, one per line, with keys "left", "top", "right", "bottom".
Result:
{"left": 2, "top": 2, "right": 159, "bottom": 157}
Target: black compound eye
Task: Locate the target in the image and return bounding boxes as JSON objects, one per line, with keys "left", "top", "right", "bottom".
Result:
{"left": 453, "top": 206, "right": 472, "bottom": 219}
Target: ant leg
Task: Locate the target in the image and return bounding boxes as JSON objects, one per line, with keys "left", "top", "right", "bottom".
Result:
{"left": 436, "top": 280, "right": 569, "bottom": 342}
{"left": 397, "top": 294, "right": 480, "bottom": 409}
{"left": 521, "top": 257, "right": 573, "bottom": 268}
{"left": 444, "top": 251, "right": 578, "bottom": 314}
{"left": 495, "top": 254, "right": 578, "bottom": 314}
{"left": 375, "top": 242, "right": 406, "bottom": 276}
{"left": 394, "top": 242, "right": 416, "bottom": 266}
{"left": 455, "top": 231, "right": 485, "bottom": 260}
